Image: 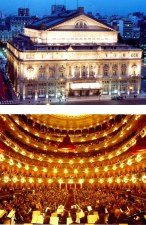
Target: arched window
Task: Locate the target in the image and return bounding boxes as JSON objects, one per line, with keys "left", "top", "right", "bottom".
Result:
{"left": 74, "top": 66, "right": 80, "bottom": 78}
{"left": 112, "top": 64, "right": 118, "bottom": 76}
{"left": 89, "top": 65, "right": 95, "bottom": 77}
{"left": 39, "top": 65, "right": 46, "bottom": 79}
{"left": 82, "top": 66, "right": 87, "bottom": 77}
{"left": 75, "top": 20, "right": 88, "bottom": 29}
{"left": 131, "top": 64, "right": 137, "bottom": 76}
{"left": 103, "top": 64, "right": 109, "bottom": 76}
{"left": 121, "top": 64, "right": 127, "bottom": 76}
{"left": 59, "top": 65, "right": 65, "bottom": 78}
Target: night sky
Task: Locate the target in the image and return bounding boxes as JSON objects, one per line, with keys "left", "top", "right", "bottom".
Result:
{"left": 1, "top": 0, "right": 146, "bottom": 17}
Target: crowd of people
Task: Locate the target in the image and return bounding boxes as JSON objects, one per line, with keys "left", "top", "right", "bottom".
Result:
{"left": 0, "top": 186, "right": 145, "bottom": 224}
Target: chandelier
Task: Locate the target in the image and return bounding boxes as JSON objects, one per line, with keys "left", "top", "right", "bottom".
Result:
{"left": 58, "top": 134, "right": 76, "bottom": 151}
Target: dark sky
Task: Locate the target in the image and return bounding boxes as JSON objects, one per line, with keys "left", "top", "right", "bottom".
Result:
{"left": 1, "top": 0, "right": 146, "bottom": 16}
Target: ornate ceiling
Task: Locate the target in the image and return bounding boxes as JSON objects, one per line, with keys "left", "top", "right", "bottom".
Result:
{"left": 0, "top": 114, "right": 146, "bottom": 186}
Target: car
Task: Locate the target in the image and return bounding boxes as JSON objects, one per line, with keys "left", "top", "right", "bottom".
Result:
{"left": 111, "top": 95, "right": 123, "bottom": 100}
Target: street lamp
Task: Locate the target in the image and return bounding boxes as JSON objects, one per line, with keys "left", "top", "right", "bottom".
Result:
{"left": 129, "top": 86, "right": 133, "bottom": 95}
{"left": 114, "top": 89, "right": 118, "bottom": 96}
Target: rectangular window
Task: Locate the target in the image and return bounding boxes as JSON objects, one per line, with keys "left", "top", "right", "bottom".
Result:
{"left": 39, "top": 89, "right": 45, "bottom": 96}
{"left": 104, "top": 71, "right": 108, "bottom": 76}
{"left": 27, "top": 90, "right": 33, "bottom": 96}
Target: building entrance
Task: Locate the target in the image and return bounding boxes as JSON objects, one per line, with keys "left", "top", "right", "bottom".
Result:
{"left": 69, "top": 89, "right": 101, "bottom": 97}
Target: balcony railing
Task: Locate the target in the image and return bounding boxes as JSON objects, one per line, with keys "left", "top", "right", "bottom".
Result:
{"left": 69, "top": 76, "right": 97, "bottom": 81}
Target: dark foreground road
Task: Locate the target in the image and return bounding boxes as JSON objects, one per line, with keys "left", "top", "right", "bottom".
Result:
{"left": 53, "top": 98, "right": 146, "bottom": 105}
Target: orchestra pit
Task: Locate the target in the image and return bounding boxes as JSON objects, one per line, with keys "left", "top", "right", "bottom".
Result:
{"left": 0, "top": 114, "right": 146, "bottom": 224}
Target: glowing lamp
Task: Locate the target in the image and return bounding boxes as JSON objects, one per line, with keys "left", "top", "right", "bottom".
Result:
{"left": 58, "top": 134, "right": 76, "bottom": 151}
{"left": 0, "top": 154, "right": 5, "bottom": 162}
{"left": 142, "top": 175, "right": 146, "bottom": 183}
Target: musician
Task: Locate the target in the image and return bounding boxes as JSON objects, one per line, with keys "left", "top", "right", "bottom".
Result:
{"left": 64, "top": 189, "right": 76, "bottom": 210}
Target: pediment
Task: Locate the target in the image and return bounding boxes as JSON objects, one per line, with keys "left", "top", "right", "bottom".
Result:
{"left": 48, "top": 14, "right": 116, "bottom": 32}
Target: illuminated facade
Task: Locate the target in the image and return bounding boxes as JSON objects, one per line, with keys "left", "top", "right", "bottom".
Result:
{"left": 7, "top": 7, "right": 142, "bottom": 100}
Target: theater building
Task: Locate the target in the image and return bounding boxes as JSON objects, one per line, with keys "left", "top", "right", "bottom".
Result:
{"left": 0, "top": 114, "right": 146, "bottom": 189}
{"left": 7, "top": 7, "right": 142, "bottom": 100}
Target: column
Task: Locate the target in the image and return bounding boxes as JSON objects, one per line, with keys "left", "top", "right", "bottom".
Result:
{"left": 118, "top": 80, "right": 120, "bottom": 96}
{"left": 95, "top": 64, "right": 97, "bottom": 78}
{"left": 117, "top": 64, "right": 120, "bottom": 95}
{"left": 35, "top": 89, "right": 38, "bottom": 100}
{"left": 19, "top": 63, "right": 25, "bottom": 100}
{"left": 88, "top": 64, "right": 90, "bottom": 78}
{"left": 46, "top": 92, "right": 48, "bottom": 99}
{"left": 137, "top": 77, "right": 141, "bottom": 94}
{"left": 70, "top": 66, "right": 73, "bottom": 78}
{"left": 23, "top": 83, "right": 26, "bottom": 100}
{"left": 46, "top": 84, "right": 48, "bottom": 99}
{"left": 109, "top": 80, "right": 112, "bottom": 95}
{"left": 127, "top": 80, "right": 130, "bottom": 95}
{"left": 20, "top": 79, "right": 24, "bottom": 100}
{"left": 17, "top": 83, "right": 20, "bottom": 99}
{"left": 80, "top": 65, "right": 82, "bottom": 78}
{"left": 117, "top": 64, "right": 120, "bottom": 78}
{"left": 66, "top": 63, "right": 69, "bottom": 79}
{"left": 69, "top": 65, "right": 71, "bottom": 77}
{"left": 98, "top": 65, "right": 100, "bottom": 76}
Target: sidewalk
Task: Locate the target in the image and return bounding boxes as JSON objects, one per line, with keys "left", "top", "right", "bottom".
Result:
{"left": 11, "top": 93, "right": 146, "bottom": 105}
{"left": 12, "top": 95, "right": 112, "bottom": 104}
{"left": 66, "top": 94, "right": 146, "bottom": 103}
{"left": 67, "top": 95, "right": 111, "bottom": 102}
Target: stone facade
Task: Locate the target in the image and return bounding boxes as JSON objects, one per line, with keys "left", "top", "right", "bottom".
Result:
{"left": 7, "top": 8, "right": 142, "bottom": 100}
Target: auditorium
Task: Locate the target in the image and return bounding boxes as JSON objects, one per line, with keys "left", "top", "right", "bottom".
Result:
{"left": 0, "top": 114, "right": 146, "bottom": 224}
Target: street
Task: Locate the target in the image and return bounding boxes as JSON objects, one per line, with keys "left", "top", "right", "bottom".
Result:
{"left": 53, "top": 98, "right": 146, "bottom": 105}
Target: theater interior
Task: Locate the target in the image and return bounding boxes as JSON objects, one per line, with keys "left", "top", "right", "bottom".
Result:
{"left": 0, "top": 114, "right": 146, "bottom": 224}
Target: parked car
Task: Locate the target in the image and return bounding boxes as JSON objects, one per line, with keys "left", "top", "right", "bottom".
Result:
{"left": 111, "top": 95, "right": 123, "bottom": 100}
